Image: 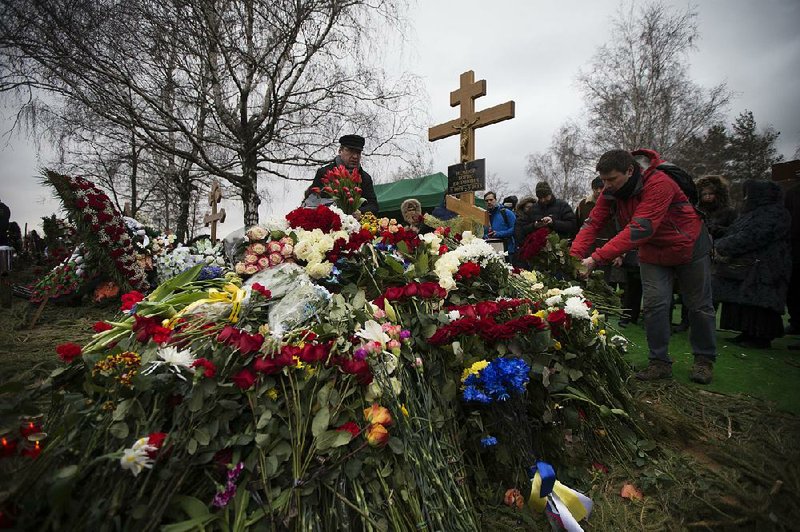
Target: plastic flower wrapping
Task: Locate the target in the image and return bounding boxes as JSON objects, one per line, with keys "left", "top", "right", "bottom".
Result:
{"left": 4, "top": 188, "right": 640, "bottom": 531}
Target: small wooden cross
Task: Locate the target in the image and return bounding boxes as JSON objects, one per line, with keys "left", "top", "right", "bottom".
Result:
{"left": 203, "top": 179, "right": 226, "bottom": 243}
{"left": 429, "top": 70, "right": 515, "bottom": 226}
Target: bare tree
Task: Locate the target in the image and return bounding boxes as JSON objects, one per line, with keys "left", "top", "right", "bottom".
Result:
{"left": 525, "top": 122, "right": 593, "bottom": 206}
{"left": 577, "top": 2, "right": 730, "bottom": 158}
{"left": 0, "top": 0, "right": 426, "bottom": 226}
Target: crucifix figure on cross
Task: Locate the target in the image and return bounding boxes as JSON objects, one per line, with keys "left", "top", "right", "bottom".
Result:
{"left": 203, "top": 179, "right": 226, "bottom": 244}
{"left": 429, "top": 70, "right": 515, "bottom": 227}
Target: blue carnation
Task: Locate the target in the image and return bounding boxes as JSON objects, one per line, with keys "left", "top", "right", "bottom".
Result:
{"left": 480, "top": 436, "right": 498, "bottom": 448}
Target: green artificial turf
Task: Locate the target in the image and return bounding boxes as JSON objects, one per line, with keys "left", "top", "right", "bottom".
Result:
{"left": 616, "top": 311, "right": 800, "bottom": 414}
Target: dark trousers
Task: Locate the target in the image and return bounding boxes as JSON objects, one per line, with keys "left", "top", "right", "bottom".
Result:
{"left": 622, "top": 269, "right": 642, "bottom": 323}
{"left": 640, "top": 255, "right": 717, "bottom": 363}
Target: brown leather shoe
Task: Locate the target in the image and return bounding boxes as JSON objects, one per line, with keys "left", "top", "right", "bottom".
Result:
{"left": 635, "top": 360, "right": 673, "bottom": 381}
{"left": 690, "top": 356, "right": 714, "bottom": 384}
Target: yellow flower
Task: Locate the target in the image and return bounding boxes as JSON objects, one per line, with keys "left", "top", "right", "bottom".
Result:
{"left": 258, "top": 324, "right": 270, "bottom": 336}
{"left": 598, "top": 329, "right": 606, "bottom": 336}
{"left": 533, "top": 310, "right": 547, "bottom": 319}
{"left": 266, "top": 388, "right": 279, "bottom": 400}
{"left": 401, "top": 404, "right": 409, "bottom": 417}
{"left": 461, "top": 360, "right": 490, "bottom": 382}
{"left": 553, "top": 341, "right": 562, "bottom": 350}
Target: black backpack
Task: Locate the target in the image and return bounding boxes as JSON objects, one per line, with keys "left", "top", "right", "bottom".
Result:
{"left": 656, "top": 162, "right": 699, "bottom": 206}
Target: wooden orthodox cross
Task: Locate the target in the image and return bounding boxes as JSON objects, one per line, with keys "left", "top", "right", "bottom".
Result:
{"left": 203, "top": 179, "right": 226, "bottom": 243}
{"left": 428, "top": 70, "right": 515, "bottom": 226}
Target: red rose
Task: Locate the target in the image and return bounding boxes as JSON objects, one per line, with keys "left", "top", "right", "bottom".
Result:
{"left": 403, "top": 283, "right": 419, "bottom": 298}
{"left": 299, "top": 342, "right": 330, "bottom": 364}
{"left": 336, "top": 421, "right": 360, "bottom": 438}
{"left": 547, "top": 309, "right": 568, "bottom": 328}
{"left": 56, "top": 342, "right": 82, "bottom": 363}
{"left": 191, "top": 357, "right": 217, "bottom": 378}
{"left": 384, "top": 286, "right": 405, "bottom": 301}
{"left": 417, "top": 282, "right": 437, "bottom": 299}
{"left": 217, "top": 325, "right": 242, "bottom": 345}
{"left": 456, "top": 261, "right": 480, "bottom": 280}
{"left": 439, "top": 245, "right": 449, "bottom": 255}
{"left": 336, "top": 357, "right": 373, "bottom": 385}
{"left": 236, "top": 332, "right": 264, "bottom": 355}
{"left": 231, "top": 368, "right": 257, "bottom": 390}
{"left": 92, "top": 321, "right": 113, "bottom": 333}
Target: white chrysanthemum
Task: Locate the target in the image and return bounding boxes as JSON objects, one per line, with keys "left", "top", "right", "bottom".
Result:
{"left": 563, "top": 296, "right": 591, "bottom": 319}
{"left": 328, "top": 205, "right": 361, "bottom": 234}
{"left": 262, "top": 217, "right": 290, "bottom": 234}
{"left": 561, "top": 285, "right": 584, "bottom": 296}
{"left": 157, "top": 346, "right": 195, "bottom": 368}
{"left": 448, "top": 310, "right": 461, "bottom": 322}
{"left": 545, "top": 295, "right": 562, "bottom": 307}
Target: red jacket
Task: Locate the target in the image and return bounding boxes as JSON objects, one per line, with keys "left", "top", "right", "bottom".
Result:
{"left": 571, "top": 150, "right": 703, "bottom": 266}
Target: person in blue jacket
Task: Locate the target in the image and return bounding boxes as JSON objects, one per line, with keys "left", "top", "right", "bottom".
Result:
{"left": 483, "top": 191, "right": 516, "bottom": 254}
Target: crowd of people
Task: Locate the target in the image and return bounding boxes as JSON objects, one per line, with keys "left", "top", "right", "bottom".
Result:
{"left": 304, "top": 138, "right": 797, "bottom": 383}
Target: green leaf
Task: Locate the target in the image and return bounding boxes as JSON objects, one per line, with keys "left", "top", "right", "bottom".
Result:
{"left": 161, "top": 516, "right": 217, "bottom": 532}
{"left": 312, "top": 407, "right": 330, "bottom": 437}
{"left": 109, "top": 422, "right": 129, "bottom": 439}
{"left": 187, "top": 438, "right": 198, "bottom": 455}
{"left": 344, "top": 458, "right": 363, "bottom": 479}
{"left": 386, "top": 256, "right": 405, "bottom": 274}
{"left": 256, "top": 410, "right": 272, "bottom": 429}
{"left": 568, "top": 369, "right": 584, "bottom": 381}
{"left": 148, "top": 264, "right": 204, "bottom": 302}
{"left": 315, "top": 429, "right": 351, "bottom": 451}
{"left": 255, "top": 433, "right": 270, "bottom": 448}
{"left": 396, "top": 241, "right": 409, "bottom": 255}
{"left": 388, "top": 437, "right": 404, "bottom": 455}
{"left": 171, "top": 494, "right": 211, "bottom": 519}
{"left": 112, "top": 399, "right": 133, "bottom": 421}
{"left": 194, "top": 427, "right": 211, "bottom": 446}
{"left": 188, "top": 391, "right": 205, "bottom": 413}
{"left": 352, "top": 289, "right": 366, "bottom": 310}
{"left": 55, "top": 465, "right": 79, "bottom": 479}
{"left": 416, "top": 253, "right": 429, "bottom": 275}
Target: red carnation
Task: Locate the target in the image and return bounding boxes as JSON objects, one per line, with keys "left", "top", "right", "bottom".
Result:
{"left": 146, "top": 432, "right": 168, "bottom": 458}
{"left": 299, "top": 342, "right": 330, "bottom": 364}
{"left": 336, "top": 421, "right": 361, "bottom": 438}
{"left": 217, "top": 325, "right": 242, "bottom": 345}
{"left": 251, "top": 283, "right": 272, "bottom": 299}
{"left": 403, "top": 282, "right": 419, "bottom": 298}
{"left": 231, "top": 368, "right": 257, "bottom": 390}
{"left": 120, "top": 290, "right": 145, "bottom": 311}
{"left": 456, "top": 261, "right": 480, "bottom": 280}
{"left": 92, "top": 321, "right": 114, "bottom": 333}
{"left": 191, "top": 357, "right": 217, "bottom": 378}
{"left": 56, "top": 342, "right": 82, "bottom": 363}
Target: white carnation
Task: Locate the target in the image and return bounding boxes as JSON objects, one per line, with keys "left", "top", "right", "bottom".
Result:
{"left": 545, "top": 295, "right": 562, "bottom": 307}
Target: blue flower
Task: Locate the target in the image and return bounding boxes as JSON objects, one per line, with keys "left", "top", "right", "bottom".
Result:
{"left": 460, "top": 357, "right": 531, "bottom": 405}
{"left": 198, "top": 265, "right": 224, "bottom": 280}
{"left": 480, "top": 436, "right": 498, "bottom": 448}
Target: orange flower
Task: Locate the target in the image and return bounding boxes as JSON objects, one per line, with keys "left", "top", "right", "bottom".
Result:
{"left": 363, "top": 404, "right": 393, "bottom": 427}
{"left": 365, "top": 424, "right": 389, "bottom": 447}
{"left": 504, "top": 488, "right": 524, "bottom": 509}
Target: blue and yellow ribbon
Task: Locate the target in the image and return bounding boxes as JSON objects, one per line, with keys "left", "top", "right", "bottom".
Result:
{"left": 528, "top": 461, "right": 593, "bottom": 531}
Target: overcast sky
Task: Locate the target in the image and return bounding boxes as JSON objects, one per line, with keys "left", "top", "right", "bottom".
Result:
{"left": 1, "top": 0, "right": 798, "bottom": 237}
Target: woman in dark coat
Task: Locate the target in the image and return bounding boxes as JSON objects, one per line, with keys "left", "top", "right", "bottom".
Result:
{"left": 695, "top": 175, "right": 737, "bottom": 239}
{"left": 714, "top": 180, "right": 792, "bottom": 348}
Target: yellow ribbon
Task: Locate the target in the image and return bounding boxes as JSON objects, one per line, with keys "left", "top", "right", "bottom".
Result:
{"left": 169, "top": 283, "right": 245, "bottom": 326}
{"left": 529, "top": 470, "right": 589, "bottom": 523}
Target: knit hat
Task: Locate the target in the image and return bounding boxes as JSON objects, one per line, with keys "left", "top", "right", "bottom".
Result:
{"left": 535, "top": 181, "right": 553, "bottom": 198}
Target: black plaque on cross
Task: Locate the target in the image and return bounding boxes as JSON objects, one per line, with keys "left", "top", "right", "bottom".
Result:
{"left": 447, "top": 159, "right": 486, "bottom": 195}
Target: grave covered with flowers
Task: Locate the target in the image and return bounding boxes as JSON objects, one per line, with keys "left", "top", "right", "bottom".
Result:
{"left": 2, "top": 174, "right": 642, "bottom": 529}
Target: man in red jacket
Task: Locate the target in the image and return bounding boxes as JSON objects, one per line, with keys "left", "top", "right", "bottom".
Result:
{"left": 571, "top": 149, "right": 717, "bottom": 384}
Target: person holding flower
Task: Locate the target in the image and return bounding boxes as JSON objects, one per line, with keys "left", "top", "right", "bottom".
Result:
{"left": 307, "top": 134, "right": 379, "bottom": 218}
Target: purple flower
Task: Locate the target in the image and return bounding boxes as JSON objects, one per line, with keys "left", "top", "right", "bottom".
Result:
{"left": 399, "top": 330, "right": 411, "bottom": 340}
{"left": 353, "top": 348, "right": 368, "bottom": 361}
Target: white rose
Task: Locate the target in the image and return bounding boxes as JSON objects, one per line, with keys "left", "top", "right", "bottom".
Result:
{"left": 306, "top": 261, "right": 334, "bottom": 279}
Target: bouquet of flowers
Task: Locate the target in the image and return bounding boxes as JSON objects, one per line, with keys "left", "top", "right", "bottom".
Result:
{"left": 309, "top": 165, "right": 364, "bottom": 214}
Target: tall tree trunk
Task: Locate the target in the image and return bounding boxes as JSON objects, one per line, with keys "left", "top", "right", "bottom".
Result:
{"left": 175, "top": 171, "right": 191, "bottom": 243}
{"left": 241, "top": 152, "right": 260, "bottom": 226}
{"left": 129, "top": 133, "right": 138, "bottom": 216}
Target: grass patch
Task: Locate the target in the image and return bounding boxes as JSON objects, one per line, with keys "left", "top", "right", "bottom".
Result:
{"left": 614, "top": 314, "right": 800, "bottom": 414}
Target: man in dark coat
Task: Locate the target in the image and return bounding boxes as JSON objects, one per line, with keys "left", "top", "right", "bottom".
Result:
{"left": 529, "top": 181, "right": 576, "bottom": 238}
{"left": 0, "top": 199, "right": 10, "bottom": 246}
{"left": 571, "top": 149, "right": 717, "bottom": 384}
{"left": 714, "top": 180, "right": 791, "bottom": 348}
{"left": 307, "top": 135, "right": 379, "bottom": 216}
